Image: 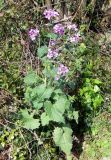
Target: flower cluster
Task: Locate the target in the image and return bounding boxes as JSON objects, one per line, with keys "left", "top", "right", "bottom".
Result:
{"left": 47, "top": 39, "right": 58, "bottom": 59}
{"left": 47, "top": 48, "right": 59, "bottom": 59}
{"left": 70, "top": 33, "right": 80, "bottom": 43}
{"left": 67, "top": 23, "right": 78, "bottom": 31}
{"left": 29, "top": 28, "right": 39, "bottom": 41}
{"left": 49, "top": 40, "right": 56, "bottom": 46}
{"left": 53, "top": 24, "right": 64, "bottom": 35}
{"left": 55, "top": 64, "right": 69, "bottom": 80}
{"left": 47, "top": 36, "right": 69, "bottom": 78}
{"left": 28, "top": 9, "right": 82, "bottom": 80}
{"left": 43, "top": 9, "right": 59, "bottom": 20}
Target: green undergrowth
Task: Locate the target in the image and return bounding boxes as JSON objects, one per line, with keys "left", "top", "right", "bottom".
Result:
{"left": 80, "top": 111, "right": 111, "bottom": 160}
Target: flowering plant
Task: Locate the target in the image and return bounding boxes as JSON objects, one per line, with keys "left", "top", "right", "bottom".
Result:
{"left": 43, "top": 9, "right": 59, "bottom": 20}
{"left": 28, "top": 28, "right": 39, "bottom": 41}
{"left": 22, "top": 9, "right": 83, "bottom": 160}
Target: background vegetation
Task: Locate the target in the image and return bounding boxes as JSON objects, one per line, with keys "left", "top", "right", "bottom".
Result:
{"left": 0, "top": 0, "right": 111, "bottom": 160}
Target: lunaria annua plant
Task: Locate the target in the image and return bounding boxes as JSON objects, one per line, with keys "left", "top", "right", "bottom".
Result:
{"left": 23, "top": 9, "right": 82, "bottom": 160}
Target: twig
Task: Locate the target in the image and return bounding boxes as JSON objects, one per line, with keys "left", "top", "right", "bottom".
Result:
{"left": 87, "top": 0, "right": 97, "bottom": 31}
{"left": 32, "top": 0, "right": 70, "bottom": 10}
{"left": 53, "top": 16, "right": 72, "bottom": 24}
{"left": 72, "top": 0, "right": 84, "bottom": 20}
{"left": 19, "top": 129, "right": 32, "bottom": 160}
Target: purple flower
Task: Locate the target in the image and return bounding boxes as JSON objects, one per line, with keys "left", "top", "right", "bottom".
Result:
{"left": 49, "top": 40, "right": 56, "bottom": 46}
{"left": 70, "top": 33, "right": 80, "bottom": 43}
{"left": 57, "top": 64, "right": 69, "bottom": 76}
{"left": 53, "top": 24, "right": 64, "bottom": 35}
{"left": 67, "top": 23, "right": 78, "bottom": 31}
{"left": 55, "top": 75, "right": 60, "bottom": 81}
{"left": 47, "top": 48, "right": 59, "bottom": 59}
{"left": 55, "top": 64, "right": 69, "bottom": 80}
{"left": 29, "top": 28, "right": 39, "bottom": 41}
{"left": 43, "top": 9, "right": 59, "bottom": 20}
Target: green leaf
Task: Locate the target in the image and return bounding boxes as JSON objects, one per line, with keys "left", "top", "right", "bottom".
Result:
{"left": 45, "top": 101, "right": 52, "bottom": 114}
{"left": 79, "top": 43, "right": 86, "bottom": 53}
{"left": 41, "top": 87, "right": 54, "bottom": 99}
{"left": 21, "top": 109, "right": 29, "bottom": 117}
{"left": 54, "top": 89, "right": 63, "bottom": 94}
{"left": 37, "top": 45, "right": 48, "bottom": 58}
{"left": 42, "top": 64, "right": 57, "bottom": 78}
{"left": 36, "top": 84, "right": 46, "bottom": 96}
{"left": 25, "top": 87, "right": 33, "bottom": 101}
{"left": 41, "top": 112, "right": 50, "bottom": 126}
{"left": 94, "top": 85, "right": 100, "bottom": 92}
{"left": 26, "top": 85, "right": 45, "bottom": 101}
{"left": 0, "top": 0, "right": 5, "bottom": 10}
{"left": 45, "top": 101, "right": 65, "bottom": 123}
{"left": 33, "top": 101, "right": 43, "bottom": 110}
{"left": 66, "top": 155, "right": 73, "bottom": 160}
{"left": 21, "top": 109, "right": 40, "bottom": 130}
{"left": 24, "top": 71, "right": 39, "bottom": 85}
{"left": 35, "top": 85, "right": 53, "bottom": 100}
{"left": 53, "top": 127, "right": 73, "bottom": 155}
{"left": 93, "top": 79, "right": 102, "bottom": 85}
{"left": 44, "top": 97, "right": 70, "bottom": 123}
{"left": 93, "top": 95, "right": 103, "bottom": 109}
{"left": 30, "top": 86, "right": 39, "bottom": 99}
{"left": 73, "top": 111, "right": 79, "bottom": 123}
{"left": 54, "top": 96, "right": 70, "bottom": 111}
{"left": 47, "top": 33, "right": 57, "bottom": 39}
